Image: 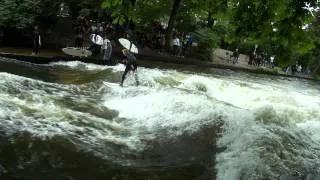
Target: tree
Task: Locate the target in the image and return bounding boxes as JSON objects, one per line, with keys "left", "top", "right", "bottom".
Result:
{"left": 226, "top": 0, "right": 318, "bottom": 66}
{"left": 0, "top": 0, "right": 59, "bottom": 29}
{"left": 165, "top": 0, "right": 183, "bottom": 49}
{"left": 101, "top": 0, "right": 136, "bottom": 25}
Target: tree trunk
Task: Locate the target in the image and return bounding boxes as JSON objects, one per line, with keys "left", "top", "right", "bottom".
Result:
{"left": 312, "top": 59, "right": 320, "bottom": 76}
{"left": 165, "top": 0, "right": 182, "bottom": 50}
{"left": 207, "top": 11, "right": 214, "bottom": 28}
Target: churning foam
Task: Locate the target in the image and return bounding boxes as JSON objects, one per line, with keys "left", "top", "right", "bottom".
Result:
{"left": 103, "top": 65, "right": 320, "bottom": 179}
{"left": 1, "top": 61, "right": 320, "bottom": 178}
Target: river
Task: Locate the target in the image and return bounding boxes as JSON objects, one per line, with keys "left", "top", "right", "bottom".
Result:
{"left": 0, "top": 57, "right": 320, "bottom": 180}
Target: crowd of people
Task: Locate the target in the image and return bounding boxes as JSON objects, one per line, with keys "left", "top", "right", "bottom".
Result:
{"left": 226, "top": 47, "right": 307, "bottom": 76}
{"left": 286, "top": 61, "right": 304, "bottom": 75}
{"left": 2, "top": 15, "right": 311, "bottom": 79}
{"left": 73, "top": 18, "right": 195, "bottom": 56}
{"left": 135, "top": 21, "right": 195, "bottom": 57}
{"left": 248, "top": 50, "right": 276, "bottom": 68}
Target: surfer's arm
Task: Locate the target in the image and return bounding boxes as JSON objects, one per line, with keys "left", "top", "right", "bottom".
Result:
{"left": 121, "top": 59, "right": 127, "bottom": 64}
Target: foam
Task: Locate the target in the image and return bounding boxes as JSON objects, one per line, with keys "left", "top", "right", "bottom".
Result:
{"left": 1, "top": 62, "right": 320, "bottom": 177}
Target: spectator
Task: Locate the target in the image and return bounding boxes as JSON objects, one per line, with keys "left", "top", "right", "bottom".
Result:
{"left": 231, "top": 49, "right": 240, "bottom": 64}
{"left": 74, "top": 18, "right": 85, "bottom": 47}
{"left": 102, "top": 38, "right": 112, "bottom": 65}
{"left": 270, "top": 56, "right": 275, "bottom": 68}
{"left": 172, "top": 35, "right": 181, "bottom": 56}
{"left": 32, "top": 25, "right": 42, "bottom": 56}
{"left": 98, "top": 23, "right": 104, "bottom": 37}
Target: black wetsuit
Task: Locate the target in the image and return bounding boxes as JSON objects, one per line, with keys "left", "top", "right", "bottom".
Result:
{"left": 32, "top": 31, "right": 41, "bottom": 54}
{"left": 121, "top": 52, "right": 139, "bottom": 86}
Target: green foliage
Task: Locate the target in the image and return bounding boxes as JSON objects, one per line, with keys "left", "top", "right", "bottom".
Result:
{"left": 135, "top": 0, "right": 172, "bottom": 24}
{"left": 0, "top": 0, "right": 60, "bottom": 29}
{"left": 101, "top": 0, "right": 136, "bottom": 25}
{"left": 0, "top": 0, "right": 40, "bottom": 28}
{"left": 2, "top": 0, "right": 320, "bottom": 69}
{"left": 194, "top": 28, "right": 219, "bottom": 61}
{"left": 227, "top": 0, "right": 318, "bottom": 66}
{"left": 256, "top": 67, "right": 279, "bottom": 74}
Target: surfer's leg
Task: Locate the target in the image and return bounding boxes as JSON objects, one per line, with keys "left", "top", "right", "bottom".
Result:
{"left": 133, "top": 65, "right": 139, "bottom": 86}
{"left": 120, "top": 66, "right": 130, "bottom": 86}
{"left": 134, "top": 73, "right": 139, "bottom": 86}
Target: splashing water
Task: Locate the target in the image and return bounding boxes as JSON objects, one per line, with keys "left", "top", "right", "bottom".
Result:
{"left": 0, "top": 57, "right": 320, "bottom": 179}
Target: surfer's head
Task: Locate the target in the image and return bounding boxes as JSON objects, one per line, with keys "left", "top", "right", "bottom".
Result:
{"left": 122, "top": 49, "right": 129, "bottom": 55}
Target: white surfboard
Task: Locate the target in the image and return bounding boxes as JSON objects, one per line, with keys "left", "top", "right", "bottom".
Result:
{"left": 103, "top": 81, "right": 131, "bottom": 88}
{"left": 118, "top": 38, "right": 138, "bottom": 54}
{"left": 90, "top": 34, "right": 104, "bottom": 45}
{"left": 62, "top": 47, "right": 92, "bottom": 57}
{"left": 103, "top": 81, "right": 120, "bottom": 87}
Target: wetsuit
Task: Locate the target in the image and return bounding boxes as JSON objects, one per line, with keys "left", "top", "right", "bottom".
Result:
{"left": 32, "top": 30, "right": 41, "bottom": 55}
{"left": 121, "top": 52, "right": 139, "bottom": 86}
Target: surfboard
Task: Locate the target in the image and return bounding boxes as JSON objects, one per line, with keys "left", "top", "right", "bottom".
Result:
{"left": 118, "top": 38, "right": 138, "bottom": 54}
{"left": 103, "top": 81, "right": 120, "bottom": 87}
{"left": 62, "top": 47, "right": 92, "bottom": 57}
{"left": 103, "top": 81, "right": 130, "bottom": 88}
{"left": 90, "top": 34, "right": 104, "bottom": 45}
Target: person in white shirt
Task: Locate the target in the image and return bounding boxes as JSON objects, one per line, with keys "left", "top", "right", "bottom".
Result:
{"left": 172, "top": 36, "right": 180, "bottom": 56}
{"left": 297, "top": 65, "right": 302, "bottom": 73}
{"left": 270, "top": 56, "right": 275, "bottom": 68}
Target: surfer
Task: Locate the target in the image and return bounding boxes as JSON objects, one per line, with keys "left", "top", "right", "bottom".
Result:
{"left": 120, "top": 49, "right": 139, "bottom": 87}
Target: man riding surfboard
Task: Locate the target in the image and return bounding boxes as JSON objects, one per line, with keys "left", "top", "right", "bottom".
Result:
{"left": 120, "top": 49, "right": 139, "bottom": 87}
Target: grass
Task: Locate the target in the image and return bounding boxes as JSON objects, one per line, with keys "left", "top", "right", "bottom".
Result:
{"left": 256, "top": 67, "right": 279, "bottom": 74}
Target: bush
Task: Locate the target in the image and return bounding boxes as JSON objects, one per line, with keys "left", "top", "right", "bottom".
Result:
{"left": 256, "top": 67, "right": 279, "bottom": 74}
{"left": 193, "top": 28, "right": 219, "bottom": 61}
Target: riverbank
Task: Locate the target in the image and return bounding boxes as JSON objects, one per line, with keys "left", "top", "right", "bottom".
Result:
{"left": 0, "top": 46, "right": 318, "bottom": 81}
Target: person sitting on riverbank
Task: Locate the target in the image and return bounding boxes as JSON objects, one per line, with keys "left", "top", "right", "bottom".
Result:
{"left": 32, "top": 25, "right": 42, "bottom": 56}
{"left": 120, "top": 49, "right": 139, "bottom": 87}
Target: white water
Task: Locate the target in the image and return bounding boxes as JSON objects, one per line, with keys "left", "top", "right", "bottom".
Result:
{"left": 1, "top": 61, "right": 320, "bottom": 179}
